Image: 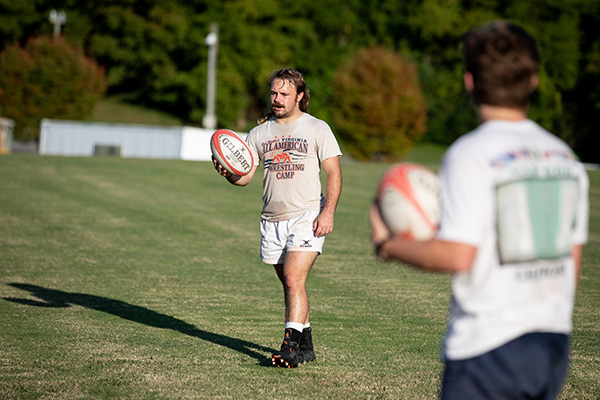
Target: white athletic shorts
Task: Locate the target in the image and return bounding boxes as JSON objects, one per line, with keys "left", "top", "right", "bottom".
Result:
{"left": 260, "top": 209, "right": 324, "bottom": 265}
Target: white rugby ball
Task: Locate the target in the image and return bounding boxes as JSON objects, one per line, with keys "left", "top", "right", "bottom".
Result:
{"left": 210, "top": 129, "right": 254, "bottom": 176}
{"left": 377, "top": 162, "right": 441, "bottom": 240}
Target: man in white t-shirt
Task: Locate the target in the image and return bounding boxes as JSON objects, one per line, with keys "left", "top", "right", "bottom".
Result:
{"left": 214, "top": 68, "right": 342, "bottom": 368}
{"left": 370, "top": 22, "right": 588, "bottom": 399}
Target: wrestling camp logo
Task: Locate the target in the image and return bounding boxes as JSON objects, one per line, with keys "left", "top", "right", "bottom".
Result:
{"left": 262, "top": 136, "right": 308, "bottom": 180}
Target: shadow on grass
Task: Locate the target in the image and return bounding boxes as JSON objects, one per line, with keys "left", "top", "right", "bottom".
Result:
{"left": 4, "top": 283, "right": 275, "bottom": 366}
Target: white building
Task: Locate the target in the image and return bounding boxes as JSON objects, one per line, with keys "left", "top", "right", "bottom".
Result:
{"left": 39, "top": 119, "right": 244, "bottom": 161}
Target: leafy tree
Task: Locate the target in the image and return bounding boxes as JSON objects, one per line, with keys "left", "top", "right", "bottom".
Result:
{"left": 405, "top": 0, "right": 592, "bottom": 152}
{"left": 0, "top": 0, "right": 46, "bottom": 49}
{"left": 565, "top": 0, "right": 600, "bottom": 162}
{"left": 331, "top": 47, "right": 427, "bottom": 161}
{"left": 1, "top": 0, "right": 598, "bottom": 161}
{"left": 418, "top": 62, "right": 477, "bottom": 145}
{"left": 0, "top": 37, "right": 105, "bottom": 141}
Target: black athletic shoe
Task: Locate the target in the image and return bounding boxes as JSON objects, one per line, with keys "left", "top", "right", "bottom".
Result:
{"left": 272, "top": 328, "right": 300, "bottom": 368}
{"left": 298, "top": 327, "right": 315, "bottom": 363}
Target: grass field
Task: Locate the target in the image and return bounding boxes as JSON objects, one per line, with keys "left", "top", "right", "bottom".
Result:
{"left": 0, "top": 151, "right": 598, "bottom": 399}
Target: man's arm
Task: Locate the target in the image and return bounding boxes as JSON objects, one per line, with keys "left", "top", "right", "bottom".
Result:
{"left": 313, "top": 156, "right": 342, "bottom": 238}
{"left": 370, "top": 202, "right": 476, "bottom": 273}
{"left": 212, "top": 156, "right": 257, "bottom": 186}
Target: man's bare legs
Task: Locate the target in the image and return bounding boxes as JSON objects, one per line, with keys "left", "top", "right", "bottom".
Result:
{"left": 274, "top": 251, "right": 318, "bottom": 324}
{"left": 271, "top": 251, "right": 318, "bottom": 368}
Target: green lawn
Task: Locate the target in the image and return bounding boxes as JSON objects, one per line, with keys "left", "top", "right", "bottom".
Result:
{"left": 0, "top": 153, "right": 598, "bottom": 399}
{"left": 90, "top": 97, "right": 184, "bottom": 126}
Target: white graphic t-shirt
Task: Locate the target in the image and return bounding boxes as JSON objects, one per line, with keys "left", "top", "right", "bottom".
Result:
{"left": 246, "top": 113, "right": 342, "bottom": 222}
{"left": 437, "top": 119, "right": 589, "bottom": 360}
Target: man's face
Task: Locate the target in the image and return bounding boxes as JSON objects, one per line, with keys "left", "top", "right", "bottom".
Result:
{"left": 270, "top": 78, "right": 303, "bottom": 120}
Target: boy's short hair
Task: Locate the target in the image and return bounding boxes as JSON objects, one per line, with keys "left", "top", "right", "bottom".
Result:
{"left": 463, "top": 21, "right": 540, "bottom": 109}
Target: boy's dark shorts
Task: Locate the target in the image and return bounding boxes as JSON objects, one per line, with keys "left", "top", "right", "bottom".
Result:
{"left": 441, "top": 332, "right": 569, "bottom": 400}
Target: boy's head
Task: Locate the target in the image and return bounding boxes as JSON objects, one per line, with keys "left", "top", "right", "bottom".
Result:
{"left": 463, "top": 21, "right": 540, "bottom": 109}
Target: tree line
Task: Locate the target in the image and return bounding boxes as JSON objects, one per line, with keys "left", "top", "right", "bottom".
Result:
{"left": 0, "top": 0, "right": 598, "bottom": 161}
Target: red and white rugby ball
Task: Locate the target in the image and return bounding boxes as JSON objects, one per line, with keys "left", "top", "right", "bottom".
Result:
{"left": 210, "top": 129, "right": 254, "bottom": 176}
{"left": 376, "top": 163, "right": 441, "bottom": 241}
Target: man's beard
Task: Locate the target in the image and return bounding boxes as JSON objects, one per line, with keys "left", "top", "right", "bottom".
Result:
{"left": 272, "top": 102, "right": 291, "bottom": 119}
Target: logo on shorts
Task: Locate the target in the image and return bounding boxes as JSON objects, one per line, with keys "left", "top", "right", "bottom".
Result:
{"left": 300, "top": 240, "right": 312, "bottom": 248}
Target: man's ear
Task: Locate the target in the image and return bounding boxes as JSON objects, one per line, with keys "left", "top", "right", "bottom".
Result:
{"left": 463, "top": 72, "right": 474, "bottom": 92}
{"left": 296, "top": 91, "right": 304, "bottom": 103}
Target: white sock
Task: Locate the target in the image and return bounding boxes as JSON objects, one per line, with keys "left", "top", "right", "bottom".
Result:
{"left": 285, "top": 322, "right": 304, "bottom": 333}
{"left": 303, "top": 322, "right": 311, "bottom": 330}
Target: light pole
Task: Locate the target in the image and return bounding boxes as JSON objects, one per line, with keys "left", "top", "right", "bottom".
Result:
{"left": 203, "top": 23, "right": 219, "bottom": 130}
{"left": 49, "top": 9, "right": 67, "bottom": 40}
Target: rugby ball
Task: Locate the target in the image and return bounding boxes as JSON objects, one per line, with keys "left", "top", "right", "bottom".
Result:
{"left": 376, "top": 163, "right": 441, "bottom": 240}
{"left": 210, "top": 129, "right": 254, "bottom": 176}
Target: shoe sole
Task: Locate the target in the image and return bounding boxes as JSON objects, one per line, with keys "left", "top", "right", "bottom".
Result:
{"left": 272, "top": 354, "right": 297, "bottom": 368}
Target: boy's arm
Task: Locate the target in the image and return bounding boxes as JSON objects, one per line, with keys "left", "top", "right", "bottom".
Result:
{"left": 370, "top": 202, "right": 477, "bottom": 274}
{"left": 573, "top": 244, "right": 583, "bottom": 288}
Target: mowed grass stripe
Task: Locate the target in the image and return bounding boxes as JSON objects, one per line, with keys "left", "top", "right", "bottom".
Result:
{"left": 0, "top": 152, "right": 598, "bottom": 399}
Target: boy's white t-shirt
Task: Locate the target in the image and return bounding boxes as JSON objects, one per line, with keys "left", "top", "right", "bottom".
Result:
{"left": 246, "top": 113, "right": 342, "bottom": 222}
{"left": 437, "top": 119, "right": 589, "bottom": 360}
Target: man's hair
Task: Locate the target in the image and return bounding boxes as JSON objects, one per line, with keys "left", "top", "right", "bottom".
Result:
{"left": 463, "top": 21, "right": 540, "bottom": 108}
{"left": 259, "top": 68, "right": 310, "bottom": 124}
